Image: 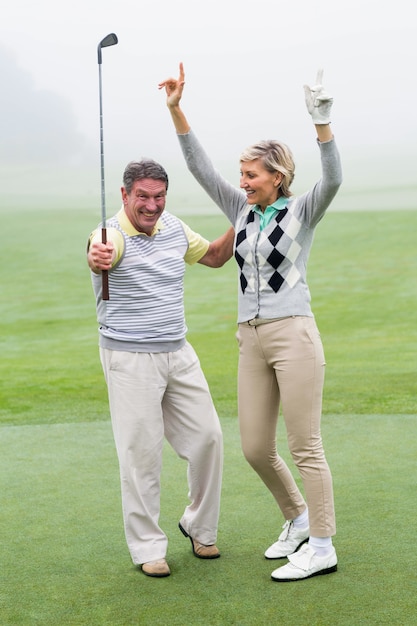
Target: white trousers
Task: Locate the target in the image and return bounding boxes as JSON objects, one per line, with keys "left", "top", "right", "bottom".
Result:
{"left": 100, "top": 343, "right": 223, "bottom": 565}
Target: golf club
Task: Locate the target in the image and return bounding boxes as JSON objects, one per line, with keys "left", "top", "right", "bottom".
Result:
{"left": 97, "top": 32, "right": 118, "bottom": 300}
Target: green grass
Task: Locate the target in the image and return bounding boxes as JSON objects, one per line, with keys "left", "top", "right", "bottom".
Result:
{"left": 1, "top": 207, "right": 416, "bottom": 625}
{"left": 2, "top": 417, "right": 416, "bottom": 625}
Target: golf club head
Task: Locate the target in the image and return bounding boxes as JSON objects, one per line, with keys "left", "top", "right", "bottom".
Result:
{"left": 97, "top": 33, "right": 118, "bottom": 64}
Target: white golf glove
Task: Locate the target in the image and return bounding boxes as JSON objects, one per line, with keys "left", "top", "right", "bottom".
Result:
{"left": 304, "top": 69, "right": 333, "bottom": 124}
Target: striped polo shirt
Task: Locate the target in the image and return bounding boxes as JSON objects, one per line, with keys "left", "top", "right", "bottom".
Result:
{"left": 89, "top": 208, "right": 209, "bottom": 352}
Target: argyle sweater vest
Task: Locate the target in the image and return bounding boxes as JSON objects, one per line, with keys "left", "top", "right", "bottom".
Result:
{"left": 177, "top": 128, "right": 342, "bottom": 323}
{"left": 234, "top": 198, "right": 316, "bottom": 321}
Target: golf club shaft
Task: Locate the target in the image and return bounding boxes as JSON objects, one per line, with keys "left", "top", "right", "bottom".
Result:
{"left": 97, "top": 34, "right": 117, "bottom": 301}
{"left": 98, "top": 61, "right": 109, "bottom": 300}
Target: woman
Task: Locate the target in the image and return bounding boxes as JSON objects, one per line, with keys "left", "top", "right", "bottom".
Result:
{"left": 158, "top": 64, "right": 342, "bottom": 581}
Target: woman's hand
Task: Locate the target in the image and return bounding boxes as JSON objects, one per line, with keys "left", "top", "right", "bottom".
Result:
{"left": 304, "top": 69, "right": 334, "bottom": 142}
{"left": 158, "top": 62, "right": 185, "bottom": 108}
{"left": 304, "top": 69, "right": 333, "bottom": 125}
{"left": 158, "top": 62, "right": 190, "bottom": 134}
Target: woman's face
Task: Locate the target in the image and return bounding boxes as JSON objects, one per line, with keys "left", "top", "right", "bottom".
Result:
{"left": 240, "top": 159, "right": 282, "bottom": 210}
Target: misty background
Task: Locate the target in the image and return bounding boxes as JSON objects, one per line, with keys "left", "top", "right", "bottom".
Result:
{"left": 1, "top": 0, "right": 416, "bottom": 214}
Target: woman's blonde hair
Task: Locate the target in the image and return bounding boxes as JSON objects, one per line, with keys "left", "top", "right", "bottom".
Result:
{"left": 240, "top": 140, "right": 295, "bottom": 198}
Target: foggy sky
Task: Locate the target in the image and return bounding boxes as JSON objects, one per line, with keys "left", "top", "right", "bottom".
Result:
{"left": 1, "top": 0, "right": 416, "bottom": 209}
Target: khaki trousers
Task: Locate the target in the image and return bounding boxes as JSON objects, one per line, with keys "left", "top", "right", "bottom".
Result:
{"left": 236, "top": 316, "right": 335, "bottom": 537}
{"left": 100, "top": 343, "right": 223, "bottom": 565}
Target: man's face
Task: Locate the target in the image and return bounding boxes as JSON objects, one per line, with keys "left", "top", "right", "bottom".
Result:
{"left": 121, "top": 178, "right": 167, "bottom": 235}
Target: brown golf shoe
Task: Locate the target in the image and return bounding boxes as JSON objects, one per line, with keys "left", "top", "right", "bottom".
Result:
{"left": 141, "top": 558, "right": 171, "bottom": 578}
{"left": 178, "top": 523, "right": 220, "bottom": 559}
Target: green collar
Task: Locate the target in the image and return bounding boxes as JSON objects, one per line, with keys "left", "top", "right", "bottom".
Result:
{"left": 252, "top": 197, "right": 288, "bottom": 231}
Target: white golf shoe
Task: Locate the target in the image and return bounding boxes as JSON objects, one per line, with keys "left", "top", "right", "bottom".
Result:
{"left": 264, "top": 520, "right": 309, "bottom": 559}
{"left": 271, "top": 543, "right": 337, "bottom": 581}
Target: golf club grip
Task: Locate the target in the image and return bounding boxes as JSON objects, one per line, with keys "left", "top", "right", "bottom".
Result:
{"left": 102, "top": 270, "right": 109, "bottom": 300}
{"left": 101, "top": 227, "right": 110, "bottom": 300}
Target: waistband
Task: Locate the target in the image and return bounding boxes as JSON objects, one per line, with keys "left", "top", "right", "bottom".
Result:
{"left": 243, "top": 316, "right": 294, "bottom": 327}
{"left": 99, "top": 335, "right": 186, "bottom": 352}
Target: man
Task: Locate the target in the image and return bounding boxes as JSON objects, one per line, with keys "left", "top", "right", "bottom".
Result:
{"left": 87, "top": 158, "right": 234, "bottom": 578}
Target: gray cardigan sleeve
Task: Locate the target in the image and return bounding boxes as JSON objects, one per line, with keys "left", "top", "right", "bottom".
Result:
{"left": 295, "top": 138, "right": 343, "bottom": 228}
{"left": 178, "top": 130, "right": 246, "bottom": 225}
{"left": 178, "top": 130, "right": 342, "bottom": 228}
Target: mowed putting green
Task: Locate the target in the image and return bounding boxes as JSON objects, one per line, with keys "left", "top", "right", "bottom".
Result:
{"left": 1, "top": 207, "right": 416, "bottom": 625}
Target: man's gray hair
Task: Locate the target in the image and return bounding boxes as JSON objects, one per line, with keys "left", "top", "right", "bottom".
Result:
{"left": 123, "top": 159, "right": 169, "bottom": 194}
